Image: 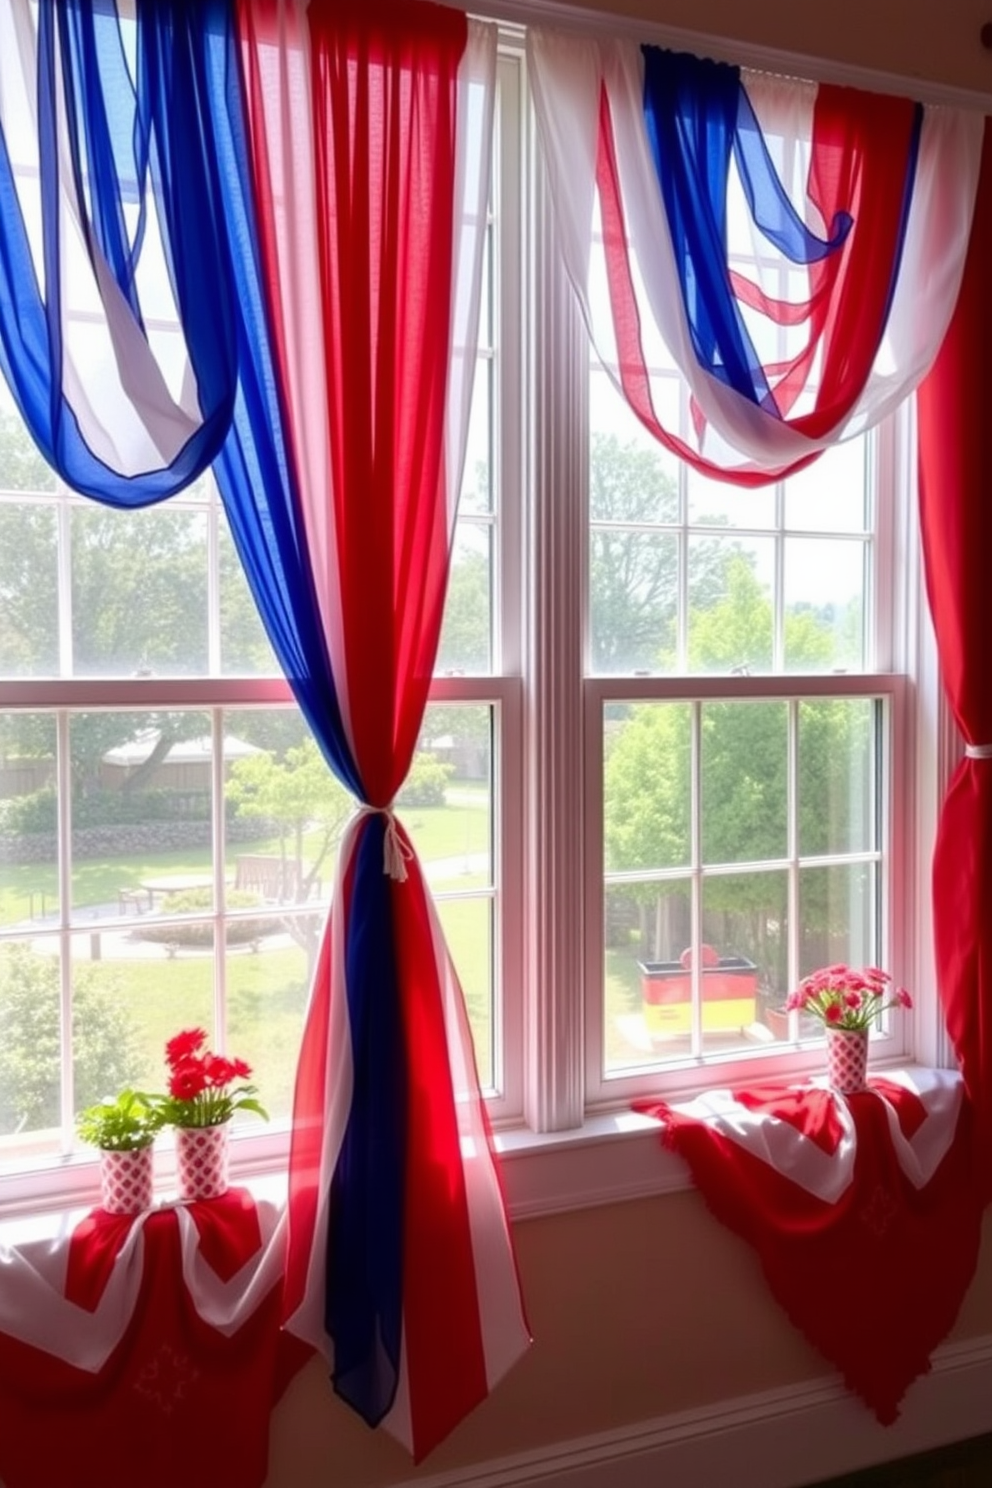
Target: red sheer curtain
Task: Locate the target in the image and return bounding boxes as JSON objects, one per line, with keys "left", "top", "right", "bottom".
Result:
{"left": 917, "top": 120, "right": 992, "bottom": 1207}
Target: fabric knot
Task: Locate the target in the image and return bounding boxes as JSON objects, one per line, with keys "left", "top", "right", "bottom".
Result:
{"left": 965, "top": 742, "right": 992, "bottom": 759}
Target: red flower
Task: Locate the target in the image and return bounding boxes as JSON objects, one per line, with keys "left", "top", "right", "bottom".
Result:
{"left": 230, "top": 1057, "right": 252, "bottom": 1080}
{"left": 895, "top": 987, "right": 913, "bottom": 1008}
{"left": 843, "top": 990, "right": 863, "bottom": 1008}
{"left": 204, "top": 1054, "right": 237, "bottom": 1088}
{"left": 824, "top": 1002, "right": 844, "bottom": 1024}
{"left": 165, "top": 1028, "right": 208, "bottom": 1068}
{"left": 168, "top": 1061, "right": 208, "bottom": 1101}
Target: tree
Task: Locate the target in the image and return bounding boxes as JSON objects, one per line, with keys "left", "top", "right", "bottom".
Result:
{"left": 436, "top": 549, "right": 490, "bottom": 674}
{"left": 590, "top": 431, "right": 738, "bottom": 672}
{"left": 0, "top": 412, "right": 277, "bottom": 785}
{"left": 605, "top": 559, "right": 871, "bottom": 985}
{"left": 0, "top": 945, "right": 140, "bottom": 1136}
{"left": 226, "top": 738, "right": 353, "bottom": 970}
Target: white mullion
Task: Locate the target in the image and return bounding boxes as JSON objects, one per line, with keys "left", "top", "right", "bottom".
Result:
{"left": 206, "top": 482, "right": 222, "bottom": 676}
{"left": 211, "top": 705, "right": 226, "bottom": 1050}
{"left": 57, "top": 492, "right": 73, "bottom": 678}
{"left": 525, "top": 105, "right": 586, "bottom": 1132}
{"left": 787, "top": 697, "right": 800, "bottom": 1036}
{"left": 56, "top": 707, "right": 75, "bottom": 1152}
{"left": 689, "top": 699, "right": 703, "bottom": 1057}
{"left": 677, "top": 383, "right": 690, "bottom": 671}
{"left": 773, "top": 478, "right": 786, "bottom": 671}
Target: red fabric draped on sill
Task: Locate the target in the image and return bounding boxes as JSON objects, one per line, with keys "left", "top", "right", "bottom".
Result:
{"left": 0, "top": 1193, "right": 310, "bottom": 1488}
{"left": 638, "top": 1072, "right": 983, "bottom": 1422}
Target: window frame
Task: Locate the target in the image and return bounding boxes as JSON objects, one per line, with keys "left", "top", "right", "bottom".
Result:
{"left": 0, "top": 18, "right": 955, "bottom": 1222}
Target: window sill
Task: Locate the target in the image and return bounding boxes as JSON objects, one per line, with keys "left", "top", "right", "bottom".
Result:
{"left": 0, "top": 1061, "right": 941, "bottom": 1248}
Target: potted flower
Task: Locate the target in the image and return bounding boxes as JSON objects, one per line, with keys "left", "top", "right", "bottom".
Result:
{"left": 155, "top": 1028, "right": 268, "bottom": 1200}
{"left": 77, "top": 1089, "right": 164, "bottom": 1216}
{"left": 784, "top": 964, "right": 913, "bottom": 1093}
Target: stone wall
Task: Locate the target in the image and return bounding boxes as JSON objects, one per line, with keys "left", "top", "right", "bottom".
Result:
{"left": 0, "top": 815, "right": 279, "bottom": 865}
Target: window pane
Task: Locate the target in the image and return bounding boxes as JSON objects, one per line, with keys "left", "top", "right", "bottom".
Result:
{"left": 436, "top": 895, "right": 494, "bottom": 1090}
{"left": 224, "top": 707, "right": 344, "bottom": 921}
{"left": 1, "top": 712, "right": 59, "bottom": 925}
{"left": 589, "top": 364, "right": 681, "bottom": 463}
{"left": 0, "top": 941, "right": 62, "bottom": 1161}
{"left": 403, "top": 703, "right": 494, "bottom": 1081}
{"left": 700, "top": 869, "right": 787, "bottom": 1053}
{"left": 785, "top": 436, "right": 869, "bottom": 532}
{"left": 0, "top": 407, "right": 57, "bottom": 492}
{"left": 70, "top": 709, "right": 213, "bottom": 919}
{"left": 225, "top": 917, "right": 316, "bottom": 1125}
{"left": 437, "top": 524, "right": 492, "bottom": 674}
{"left": 0, "top": 501, "right": 59, "bottom": 677}
{"left": 219, "top": 516, "right": 279, "bottom": 676}
{"left": 604, "top": 878, "right": 691, "bottom": 1071}
{"left": 70, "top": 928, "right": 207, "bottom": 1138}
{"left": 590, "top": 527, "right": 678, "bottom": 674}
{"left": 799, "top": 699, "right": 878, "bottom": 857}
{"left": 798, "top": 862, "right": 878, "bottom": 986}
{"left": 687, "top": 538, "right": 775, "bottom": 673}
{"left": 460, "top": 353, "right": 493, "bottom": 517}
{"left": 701, "top": 700, "right": 788, "bottom": 864}
{"left": 604, "top": 703, "right": 691, "bottom": 873}
{"left": 71, "top": 503, "right": 209, "bottom": 678}
{"left": 687, "top": 465, "right": 775, "bottom": 529}
{"left": 784, "top": 537, "right": 867, "bottom": 672}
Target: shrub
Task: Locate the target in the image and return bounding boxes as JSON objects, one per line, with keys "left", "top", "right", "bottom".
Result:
{"left": 132, "top": 888, "right": 280, "bottom": 948}
{"left": 0, "top": 786, "right": 57, "bottom": 834}
{"left": 396, "top": 752, "right": 453, "bottom": 808}
{"left": 0, "top": 945, "right": 140, "bottom": 1135}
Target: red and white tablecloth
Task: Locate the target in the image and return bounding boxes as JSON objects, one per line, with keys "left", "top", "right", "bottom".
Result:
{"left": 0, "top": 1189, "right": 311, "bottom": 1488}
{"left": 636, "top": 1068, "right": 984, "bottom": 1422}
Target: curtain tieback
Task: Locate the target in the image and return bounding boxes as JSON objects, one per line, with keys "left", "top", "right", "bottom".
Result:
{"left": 381, "top": 808, "right": 413, "bottom": 882}
{"left": 965, "top": 743, "right": 992, "bottom": 759}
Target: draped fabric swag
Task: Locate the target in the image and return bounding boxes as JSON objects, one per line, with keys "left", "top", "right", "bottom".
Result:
{"left": 527, "top": 31, "right": 983, "bottom": 482}
{"left": 0, "top": 0, "right": 528, "bottom": 1463}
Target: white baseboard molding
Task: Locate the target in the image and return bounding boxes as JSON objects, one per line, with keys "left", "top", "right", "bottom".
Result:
{"left": 397, "top": 1333, "right": 992, "bottom": 1488}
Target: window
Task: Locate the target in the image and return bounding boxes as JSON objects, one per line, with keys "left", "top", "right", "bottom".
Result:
{"left": 582, "top": 365, "right": 911, "bottom": 1105}
{"left": 0, "top": 27, "right": 928, "bottom": 1209}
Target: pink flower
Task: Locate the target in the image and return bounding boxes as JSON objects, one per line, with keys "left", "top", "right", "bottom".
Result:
{"left": 895, "top": 987, "right": 913, "bottom": 1008}
{"left": 843, "top": 990, "right": 863, "bottom": 1008}
{"left": 168, "top": 1061, "right": 208, "bottom": 1100}
{"left": 165, "top": 1027, "right": 208, "bottom": 1068}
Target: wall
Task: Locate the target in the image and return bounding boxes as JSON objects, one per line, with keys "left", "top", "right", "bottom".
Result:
{"left": 264, "top": 2, "right": 992, "bottom": 1484}
{"left": 526, "top": 0, "right": 992, "bottom": 99}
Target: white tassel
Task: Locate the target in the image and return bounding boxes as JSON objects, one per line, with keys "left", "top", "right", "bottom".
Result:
{"left": 382, "top": 809, "right": 413, "bottom": 882}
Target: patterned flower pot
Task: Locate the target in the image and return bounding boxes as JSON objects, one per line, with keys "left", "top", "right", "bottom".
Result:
{"left": 826, "top": 1027, "right": 869, "bottom": 1094}
{"left": 176, "top": 1123, "right": 230, "bottom": 1201}
{"left": 100, "top": 1146, "right": 154, "bottom": 1216}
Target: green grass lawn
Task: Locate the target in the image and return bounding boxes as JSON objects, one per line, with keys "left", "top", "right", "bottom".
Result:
{"left": 1, "top": 789, "right": 496, "bottom": 1139}
{"left": 0, "top": 791, "right": 492, "bottom": 927}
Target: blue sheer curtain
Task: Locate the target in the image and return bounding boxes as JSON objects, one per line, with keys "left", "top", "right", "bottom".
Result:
{"left": 0, "top": 0, "right": 239, "bottom": 504}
